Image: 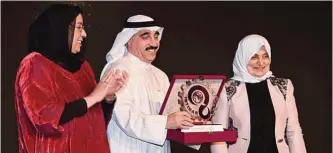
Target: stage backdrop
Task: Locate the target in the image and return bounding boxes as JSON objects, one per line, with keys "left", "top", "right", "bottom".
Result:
{"left": 2, "top": 1, "right": 332, "bottom": 153}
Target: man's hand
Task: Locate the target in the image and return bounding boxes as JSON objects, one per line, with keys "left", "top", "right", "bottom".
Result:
{"left": 193, "top": 118, "right": 213, "bottom": 125}
{"left": 204, "top": 120, "right": 213, "bottom": 124}
{"left": 166, "top": 111, "right": 194, "bottom": 129}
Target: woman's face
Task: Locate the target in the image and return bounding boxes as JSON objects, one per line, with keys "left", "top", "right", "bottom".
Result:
{"left": 247, "top": 45, "right": 271, "bottom": 77}
{"left": 70, "top": 14, "right": 87, "bottom": 54}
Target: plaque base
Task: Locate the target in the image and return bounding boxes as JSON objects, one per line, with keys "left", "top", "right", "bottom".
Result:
{"left": 181, "top": 124, "right": 224, "bottom": 133}
{"left": 167, "top": 129, "right": 237, "bottom": 144}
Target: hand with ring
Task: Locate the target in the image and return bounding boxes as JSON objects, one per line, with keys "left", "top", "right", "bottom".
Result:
{"left": 104, "top": 68, "right": 129, "bottom": 101}
{"left": 83, "top": 68, "right": 129, "bottom": 108}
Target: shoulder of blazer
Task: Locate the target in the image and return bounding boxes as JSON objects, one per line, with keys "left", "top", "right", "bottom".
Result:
{"left": 269, "top": 77, "right": 288, "bottom": 101}
{"left": 225, "top": 79, "right": 241, "bottom": 102}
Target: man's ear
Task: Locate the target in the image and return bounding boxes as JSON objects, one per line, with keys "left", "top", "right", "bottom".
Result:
{"left": 128, "top": 36, "right": 135, "bottom": 46}
{"left": 126, "top": 39, "right": 134, "bottom": 53}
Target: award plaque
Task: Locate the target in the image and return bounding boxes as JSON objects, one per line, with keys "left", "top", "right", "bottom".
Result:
{"left": 159, "top": 75, "right": 237, "bottom": 144}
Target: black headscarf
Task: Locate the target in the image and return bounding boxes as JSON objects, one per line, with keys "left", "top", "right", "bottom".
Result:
{"left": 28, "top": 4, "right": 85, "bottom": 72}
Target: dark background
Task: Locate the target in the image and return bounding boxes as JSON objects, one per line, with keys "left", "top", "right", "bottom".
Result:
{"left": 2, "top": 1, "right": 332, "bottom": 153}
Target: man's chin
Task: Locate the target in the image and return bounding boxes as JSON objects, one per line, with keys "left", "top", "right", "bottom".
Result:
{"left": 145, "top": 57, "right": 156, "bottom": 62}
{"left": 147, "top": 59, "right": 155, "bottom": 63}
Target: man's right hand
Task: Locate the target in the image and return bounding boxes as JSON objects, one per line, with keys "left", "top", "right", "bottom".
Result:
{"left": 166, "top": 111, "right": 194, "bottom": 129}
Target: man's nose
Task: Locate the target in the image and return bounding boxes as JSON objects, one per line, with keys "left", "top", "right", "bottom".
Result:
{"left": 149, "top": 36, "right": 159, "bottom": 46}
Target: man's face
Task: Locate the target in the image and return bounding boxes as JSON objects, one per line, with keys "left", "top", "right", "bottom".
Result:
{"left": 247, "top": 45, "right": 271, "bottom": 77}
{"left": 127, "top": 29, "right": 160, "bottom": 62}
{"left": 71, "top": 14, "right": 87, "bottom": 54}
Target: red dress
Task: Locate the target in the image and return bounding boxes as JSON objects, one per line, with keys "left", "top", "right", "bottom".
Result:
{"left": 15, "top": 52, "right": 110, "bottom": 153}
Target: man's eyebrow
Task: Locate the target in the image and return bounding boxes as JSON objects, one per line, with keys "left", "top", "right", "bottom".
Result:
{"left": 140, "top": 32, "right": 150, "bottom": 37}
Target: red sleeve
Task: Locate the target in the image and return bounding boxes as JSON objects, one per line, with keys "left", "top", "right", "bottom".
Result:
{"left": 18, "top": 56, "right": 64, "bottom": 136}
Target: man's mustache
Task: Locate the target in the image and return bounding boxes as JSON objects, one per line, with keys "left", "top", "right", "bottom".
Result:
{"left": 145, "top": 46, "right": 158, "bottom": 51}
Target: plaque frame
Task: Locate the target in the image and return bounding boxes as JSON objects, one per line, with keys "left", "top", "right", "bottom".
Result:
{"left": 159, "top": 75, "right": 237, "bottom": 144}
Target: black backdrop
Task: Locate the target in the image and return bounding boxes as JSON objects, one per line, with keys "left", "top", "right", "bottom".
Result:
{"left": 2, "top": 1, "right": 332, "bottom": 153}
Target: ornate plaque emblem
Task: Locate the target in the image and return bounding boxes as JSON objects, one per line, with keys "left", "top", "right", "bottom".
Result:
{"left": 178, "top": 78, "right": 219, "bottom": 122}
